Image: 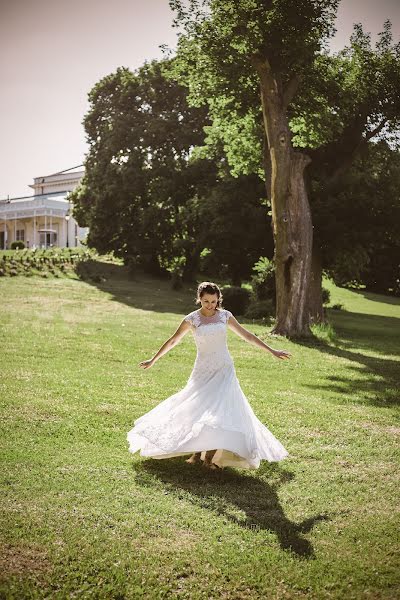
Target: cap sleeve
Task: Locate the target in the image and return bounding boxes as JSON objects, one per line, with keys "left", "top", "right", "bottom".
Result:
{"left": 184, "top": 312, "right": 194, "bottom": 325}
{"left": 224, "top": 309, "right": 233, "bottom": 322}
{"left": 184, "top": 310, "right": 200, "bottom": 327}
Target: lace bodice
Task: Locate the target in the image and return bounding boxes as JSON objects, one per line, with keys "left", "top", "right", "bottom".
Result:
{"left": 184, "top": 308, "right": 232, "bottom": 329}
{"left": 184, "top": 308, "right": 234, "bottom": 380}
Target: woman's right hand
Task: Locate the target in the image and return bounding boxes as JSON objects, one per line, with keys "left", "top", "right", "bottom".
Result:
{"left": 139, "top": 358, "right": 155, "bottom": 369}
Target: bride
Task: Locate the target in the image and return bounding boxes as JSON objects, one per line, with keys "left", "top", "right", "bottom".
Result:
{"left": 127, "top": 281, "right": 291, "bottom": 470}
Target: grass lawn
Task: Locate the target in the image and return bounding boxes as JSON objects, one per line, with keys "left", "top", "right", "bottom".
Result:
{"left": 1, "top": 264, "right": 399, "bottom": 599}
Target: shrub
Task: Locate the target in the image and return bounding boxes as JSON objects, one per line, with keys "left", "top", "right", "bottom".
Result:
{"left": 331, "top": 303, "right": 345, "bottom": 311}
{"left": 221, "top": 286, "right": 251, "bottom": 315}
{"left": 244, "top": 299, "right": 275, "bottom": 319}
{"left": 310, "top": 321, "right": 337, "bottom": 343}
{"left": 322, "top": 287, "right": 331, "bottom": 305}
{"left": 171, "top": 270, "right": 183, "bottom": 290}
{"left": 250, "top": 256, "right": 275, "bottom": 302}
{"left": 11, "top": 241, "right": 25, "bottom": 250}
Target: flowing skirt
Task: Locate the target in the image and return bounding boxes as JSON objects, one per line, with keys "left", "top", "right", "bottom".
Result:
{"left": 127, "top": 359, "right": 289, "bottom": 469}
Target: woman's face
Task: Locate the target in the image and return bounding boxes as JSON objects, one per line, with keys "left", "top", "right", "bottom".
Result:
{"left": 200, "top": 292, "right": 219, "bottom": 313}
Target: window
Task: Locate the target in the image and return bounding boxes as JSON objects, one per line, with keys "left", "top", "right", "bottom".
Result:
{"left": 16, "top": 229, "right": 25, "bottom": 241}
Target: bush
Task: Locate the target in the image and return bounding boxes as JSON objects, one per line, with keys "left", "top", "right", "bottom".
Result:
{"left": 250, "top": 256, "right": 275, "bottom": 302}
{"left": 171, "top": 270, "right": 183, "bottom": 290}
{"left": 244, "top": 299, "right": 275, "bottom": 319}
{"left": 331, "top": 303, "right": 345, "bottom": 311}
{"left": 322, "top": 287, "right": 331, "bottom": 305}
{"left": 11, "top": 241, "right": 25, "bottom": 250}
{"left": 221, "top": 286, "right": 251, "bottom": 315}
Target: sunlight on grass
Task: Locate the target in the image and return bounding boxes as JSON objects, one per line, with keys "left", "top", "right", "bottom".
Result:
{"left": 1, "top": 269, "right": 399, "bottom": 598}
{"left": 310, "top": 320, "right": 337, "bottom": 344}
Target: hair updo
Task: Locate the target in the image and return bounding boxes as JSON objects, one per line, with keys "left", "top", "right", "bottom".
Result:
{"left": 195, "top": 281, "right": 223, "bottom": 308}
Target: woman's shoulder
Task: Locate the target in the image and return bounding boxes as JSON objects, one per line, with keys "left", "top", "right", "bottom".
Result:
{"left": 183, "top": 309, "right": 200, "bottom": 324}
{"left": 220, "top": 307, "right": 233, "bottom": 321}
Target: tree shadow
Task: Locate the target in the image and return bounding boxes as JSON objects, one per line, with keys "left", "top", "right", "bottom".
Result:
{"left": 295, "top": 311, "right": 400, "bottom": 407}
{"left": 75, "top": 259, "right": 198, "bottom": 315}
{"left": 74, "top": 259, "right": 265, "bottom": 323}
{"left": 349, "top": 288, "right": 400, "bottom": 307}
{"left": 132, "top": 458, "right": 331, "bottom": 560}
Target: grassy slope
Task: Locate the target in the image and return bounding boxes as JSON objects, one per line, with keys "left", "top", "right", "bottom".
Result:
{"left": 0, "top": 267, "right": 399, "bottom": 599}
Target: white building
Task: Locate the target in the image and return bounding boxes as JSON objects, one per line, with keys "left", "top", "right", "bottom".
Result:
{"left": 0, "top": 166, "right": 89, "bottom": 249}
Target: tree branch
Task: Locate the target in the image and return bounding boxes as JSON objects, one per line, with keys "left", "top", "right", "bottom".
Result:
{"left": 283, "top": 74, "right": 301, "bottom": 110}
{"left": 364, "top": 118, "right": 387, "bottom": 141}
{"left": 309, "top": 113, "right": 387, "bottom": 188}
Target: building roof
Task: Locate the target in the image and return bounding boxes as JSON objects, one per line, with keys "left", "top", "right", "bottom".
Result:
{"left": 32, "top": 164, "right": 85, "bottom": 181}
{"left": 0, "top": 190, "right": 68, "bottom": 204}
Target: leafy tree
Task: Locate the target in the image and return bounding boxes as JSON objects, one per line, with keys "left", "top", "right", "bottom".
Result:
{"left": 191, "top": 173, "right": 272, "bottom": 285}
{"left": 70, "top": 60, "right": 209, "bottom": 275}
{"left": 304, "top": 23, "right": 400, "bottom": 316}
{"left": 315, "top": 140, "right": 400, "bottom": 296}
{"left": 170, "top": 0, "right": 339, "bottom": 335}
{"left": 170, "top": 1, "right": 400, "bottom": 335}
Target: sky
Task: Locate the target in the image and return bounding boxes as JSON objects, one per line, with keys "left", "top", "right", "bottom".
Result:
{"left": 1, "top": 0, "right": 399, "bottom": 199}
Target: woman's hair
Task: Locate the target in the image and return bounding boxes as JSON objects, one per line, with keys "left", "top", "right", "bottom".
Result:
{"left": 195, "top": 281, "right": 223, "bottom": 308}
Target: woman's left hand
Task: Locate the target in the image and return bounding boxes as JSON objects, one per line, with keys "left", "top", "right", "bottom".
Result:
{"left": 139, "top": 359, "right": 155, "bottom": 369}
{"left": 271, "top": 349, "right": 292, "bottom": 360}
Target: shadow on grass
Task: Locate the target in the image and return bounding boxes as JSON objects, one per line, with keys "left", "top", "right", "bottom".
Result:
{"left": 74, "top": 259, "right": 268, "bottom": 324}
{"left": 75, "top": 260, "right": 203, "bottom": 316}
{"left": 350, "top": 288, "right": 400, "bottom": 307}
{"left": 133, "top": 458, "right": 331, "bottom": 560}
{"left": 294, "top": 311, "right": 400, "bottom": 407}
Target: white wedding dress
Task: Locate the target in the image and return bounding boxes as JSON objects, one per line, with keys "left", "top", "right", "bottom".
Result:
{"left": 127, "top": 308, "right": 289, "bottom": 469}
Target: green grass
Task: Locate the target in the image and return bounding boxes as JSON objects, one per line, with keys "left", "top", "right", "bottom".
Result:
{"left": 1, "top": 264, "right": 399, "bottom": 599}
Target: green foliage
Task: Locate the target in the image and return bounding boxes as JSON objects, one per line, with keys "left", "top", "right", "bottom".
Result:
{"left": 322, "top": 287, "right": 331, "bottom": 305}
{"left": 170, "top": 0, "right": 340, "bottom": 177}
{"left": 221, "top": 285, "right": 251, "bottom": 315}
{"left": 194, "top": 174, "right": 273, "bottom": 285}
{"left": 310, "top": 320, "right": 337, "bottom": 343}
{"left": 70, "top": 59, "right": 210, "bottom": 276}
{"left": 10, "top": 241, "right": 25, "bottom": 250}
{"left": 0, "top": 248, "right": 96, "bottom": 278}
{"left": 250, "top": 256, "right": 276, "bottom": 302}
{"left": 72, "top": 58, "right": 275, "bottom": 286}
{"left": 244, "top": 299, "right": 274, "bottom": 319}
{"left": 311, "top": 140, "right": 400, "bottom": 294}
{"left": 362, "top": 251, "right": 400, "bottom": 297}
{"left": 171, "top": 1, "right": 400, "bottom": 297}
{"left": 331, "top": 302, "right": 346, "bottom": 310}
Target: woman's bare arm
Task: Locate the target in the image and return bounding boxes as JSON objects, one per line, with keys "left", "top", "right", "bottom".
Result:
{"left": 227, "top": 315, "right": 291, "bottom": 360}
{"left": 139, "top": 318, "right": 192, "bottom": 369}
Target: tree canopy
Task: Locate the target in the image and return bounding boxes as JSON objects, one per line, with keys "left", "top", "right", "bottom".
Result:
{"left": 71, "top": 59, "right": 272, "bottom": 284}
{"left": 72, "top": 2, "right": 400, "bottom": 319}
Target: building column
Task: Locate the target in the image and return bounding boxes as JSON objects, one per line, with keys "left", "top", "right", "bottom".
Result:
{"left": 64, "top": 217, "right": 68, "bottom": 248}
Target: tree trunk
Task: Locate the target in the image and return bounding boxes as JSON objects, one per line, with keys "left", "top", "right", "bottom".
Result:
{"left": 306, "top": 242, "right": 325, "bottom": 324}
{"left": 272, "top": 151, "right": 313, "bottom": 336}
{"left": 254, "top": 57, "right": 313, "bottom": 337}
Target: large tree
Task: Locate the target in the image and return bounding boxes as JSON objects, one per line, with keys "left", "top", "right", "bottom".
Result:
{"left": 170, "top": 1, "right": 400, "bottom": 336}
{"left": 170, "top": 0, "right": 339, "bottom": 336}
{"left": 70, "top": 60, "right": 209, "bottom": 275}
{"left": 71, "top": 58, "right": 273, "bottom": 283}
{"left": 313, "top": 140, "right": 400, "bottom": 297}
